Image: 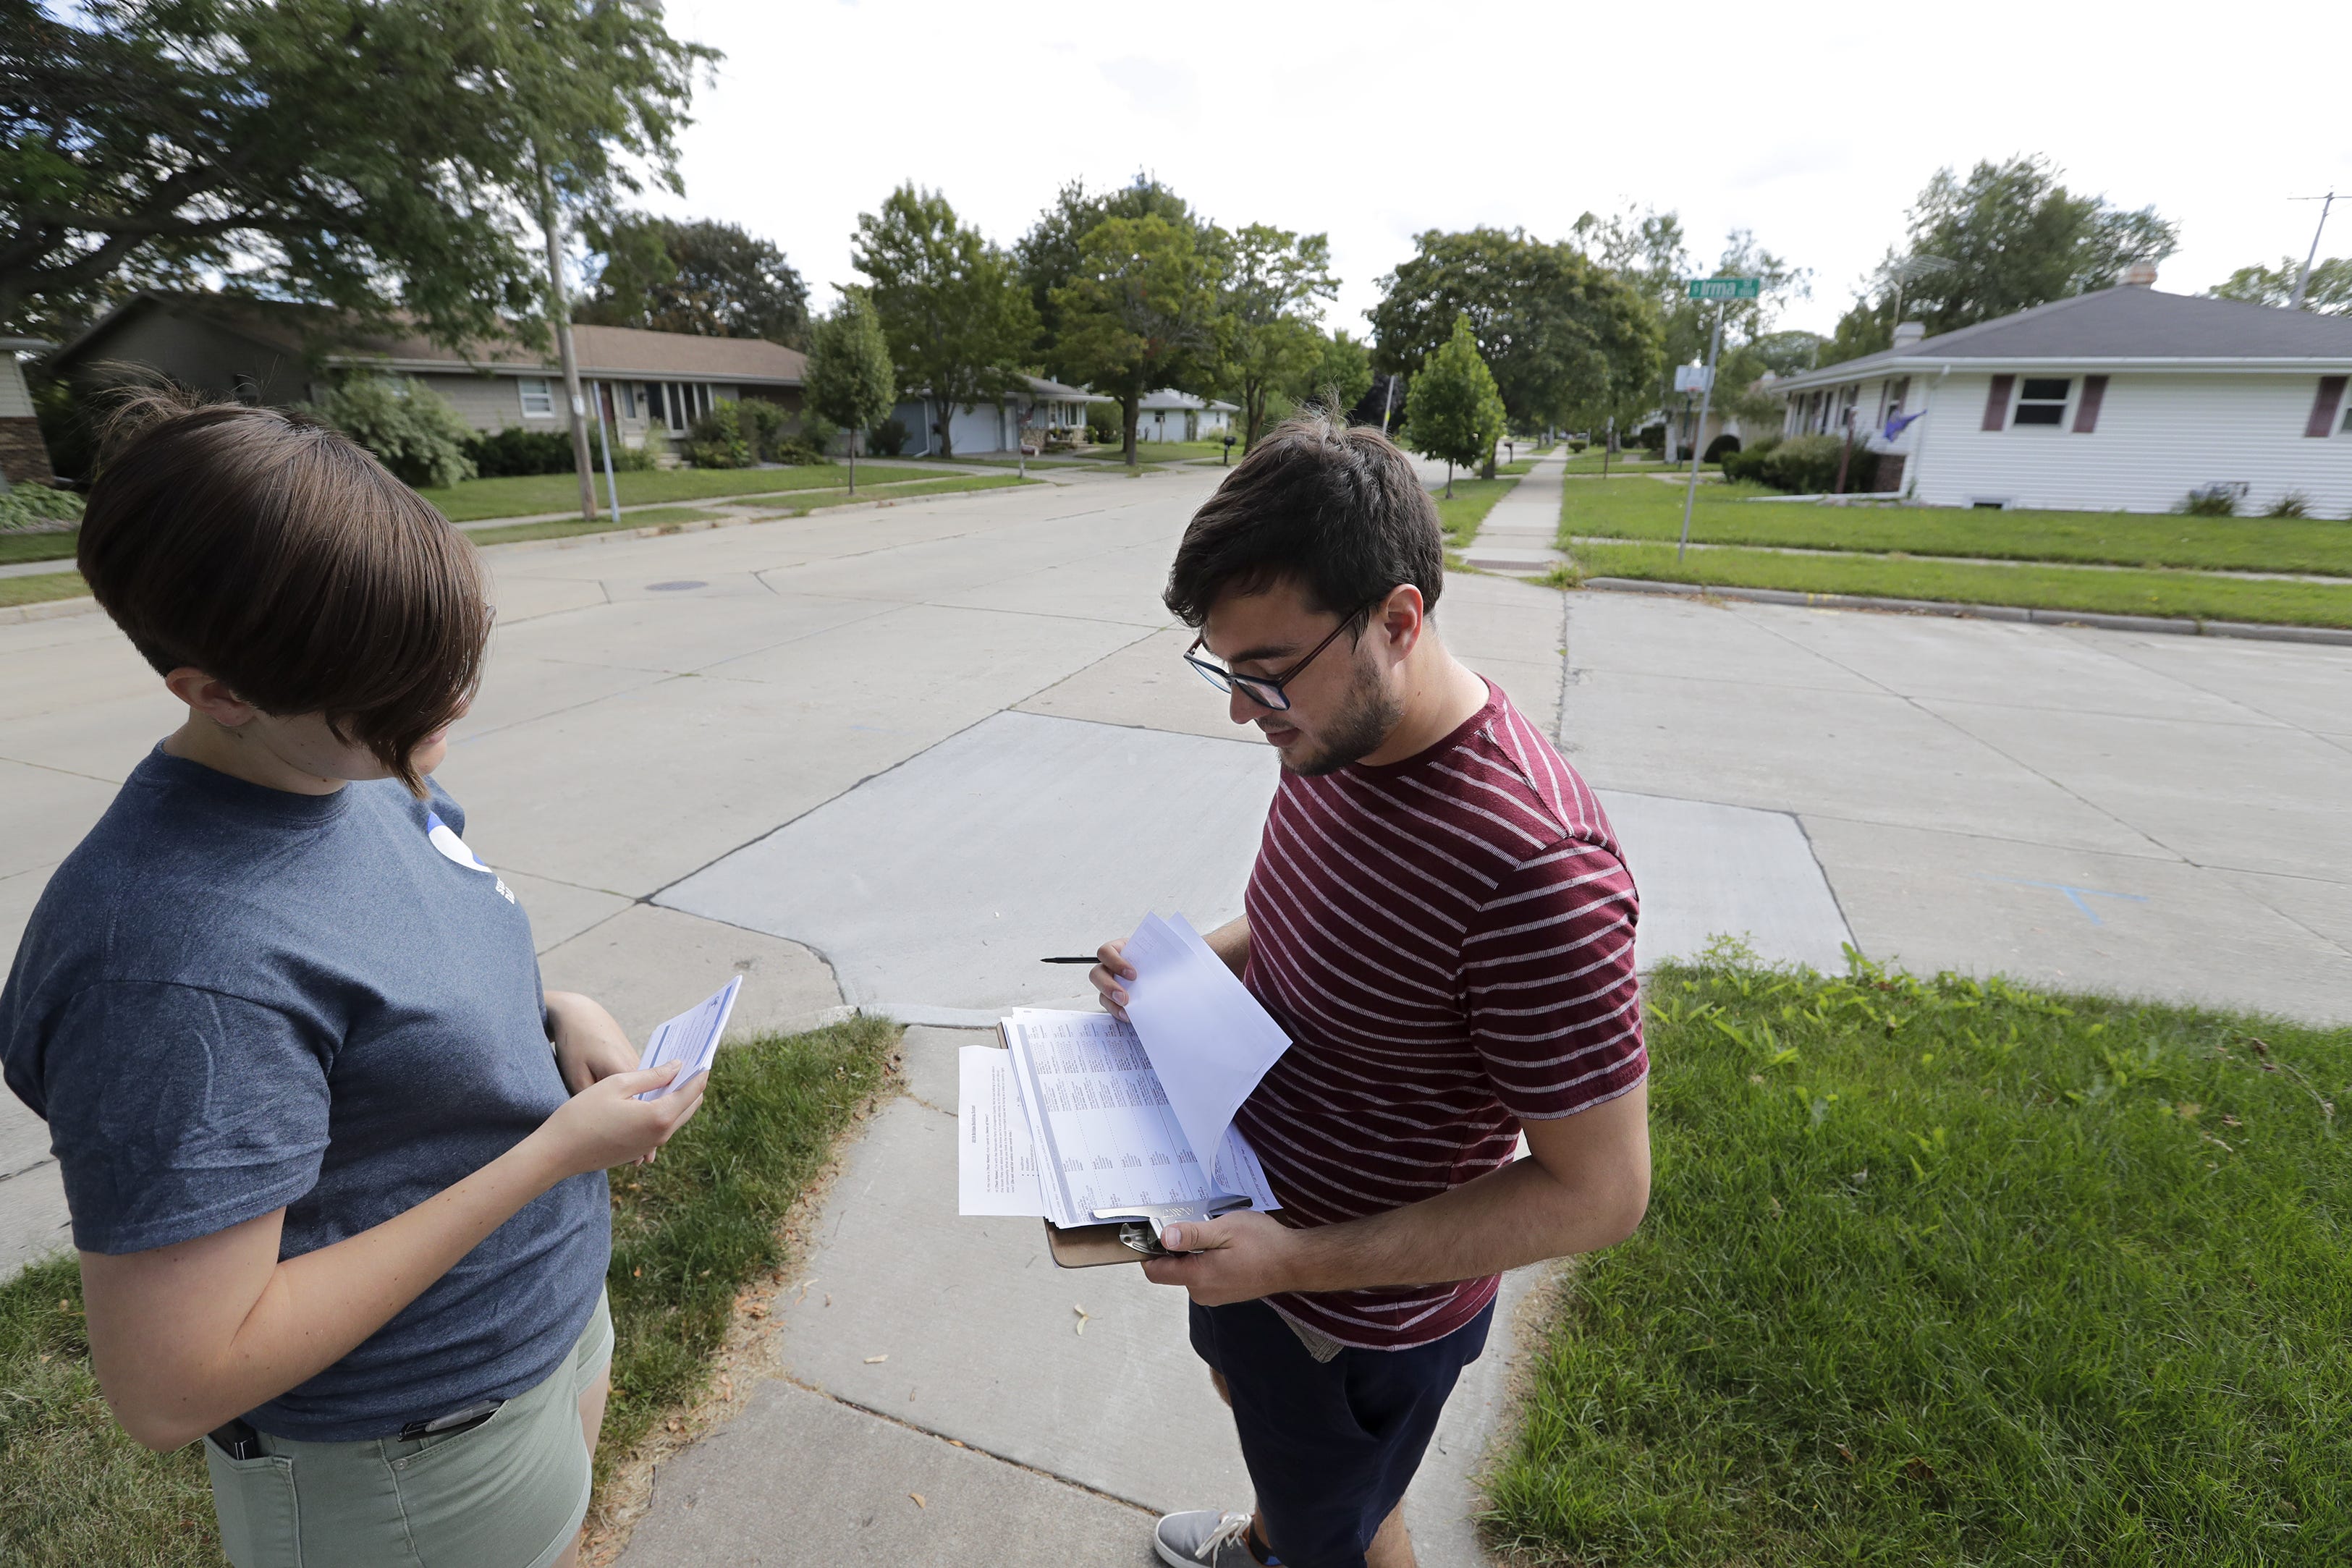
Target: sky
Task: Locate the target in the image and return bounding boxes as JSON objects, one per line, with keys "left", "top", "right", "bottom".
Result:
{"left": 643, "top": 0, "right": 2350, "bottom": 342}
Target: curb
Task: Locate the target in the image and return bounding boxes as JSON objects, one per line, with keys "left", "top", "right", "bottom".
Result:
{"left": 1575, "top": 577, "right": 2352, "bottom": 648}
{"left": 0, "top": 593, "right": 98, "bottom": 625}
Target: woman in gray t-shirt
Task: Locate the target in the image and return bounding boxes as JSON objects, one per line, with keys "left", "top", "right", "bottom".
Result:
{"left": 0, "top": 397, "right": 703, "bottom": 1568}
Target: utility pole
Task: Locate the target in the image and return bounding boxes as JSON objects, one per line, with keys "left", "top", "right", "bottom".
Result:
{"left": 538, "top": 168, "right": 599, "bottom": 523}
{"left": 2288, "top": 190, "right": 2336, "bottom": 311}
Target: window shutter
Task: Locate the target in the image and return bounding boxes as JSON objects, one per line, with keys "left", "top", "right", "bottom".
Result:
{"left": 1981, "top": 375, "right": 2014, "bottom": 431}
{"left": 2073, "top": 376, "right": 2108, "bottom": 433}
{"left": 2306, "top": 376, "right": 2348, "bottom": 438}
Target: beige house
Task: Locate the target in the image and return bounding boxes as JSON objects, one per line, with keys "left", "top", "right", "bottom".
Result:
{"left": 49, "top": 292, "right": 806, "bottom": 459}
{"left": 1, "top": 336, "right": 56, "bottom": 486}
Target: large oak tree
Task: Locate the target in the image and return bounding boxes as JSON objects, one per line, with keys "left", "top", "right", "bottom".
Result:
{"left": 0, "top": 0, "right": 714, "bottom": 345}
{"left": 852, "top": 184, "right": 1036, "bottom": 459}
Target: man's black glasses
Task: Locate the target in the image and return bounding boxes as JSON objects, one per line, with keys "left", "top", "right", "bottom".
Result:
{"left": 1183, "top": 598, "right": 1383, "bottom": 712}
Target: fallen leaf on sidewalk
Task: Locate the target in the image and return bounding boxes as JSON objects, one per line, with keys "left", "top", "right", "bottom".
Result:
{"left": 909, "top": 1493, "right": 927, "bottom": 1509}
{"left": 865, "top": 1354, "right": 889, "bottom": 1364}
{"left": 1073, "top": 1305, "right": 1092, "bottom": 1336}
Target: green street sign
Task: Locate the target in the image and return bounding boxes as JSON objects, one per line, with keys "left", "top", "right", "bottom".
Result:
{"left": 1686, "top": 276, "right": 1762, "bottom": 300}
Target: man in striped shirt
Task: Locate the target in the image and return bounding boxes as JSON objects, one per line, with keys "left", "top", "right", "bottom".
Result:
{"left": 1091, "top": 416, "right": 1650, "bottom": 1568}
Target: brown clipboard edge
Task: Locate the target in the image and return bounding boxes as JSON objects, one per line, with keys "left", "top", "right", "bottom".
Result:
{"left": 995, "top": 1020, "right": 1145, "bottom": 1268}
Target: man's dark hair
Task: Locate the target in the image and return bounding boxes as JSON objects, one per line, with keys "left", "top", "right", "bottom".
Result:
{"left": 77, "top": 391, "right": 491, "bottom": 796}
{"left": 1164, "top": 414, "right": 1443, "bottom": 627}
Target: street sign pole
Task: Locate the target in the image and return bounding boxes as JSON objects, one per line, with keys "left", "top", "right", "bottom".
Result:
{"left": 1677, "top": 300, "right": 1725, "bottom": 563}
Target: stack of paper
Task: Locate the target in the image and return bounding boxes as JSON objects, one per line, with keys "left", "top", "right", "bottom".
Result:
{"left": 634, "top": 977, "right": 742, "bottom": 1101}
{"left": 957, "top": 912, "right": 1293, "bottom": 1226}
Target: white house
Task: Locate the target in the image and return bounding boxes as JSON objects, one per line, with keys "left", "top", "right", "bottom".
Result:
{"left": 889, "top": 375, "right": 1095, "bottom": 457}
{"left": 1138, "top": 388, "right": 1236, "bottom": 443}
{"left": 1766, "top": 268, "right": 2352, "bottom": 513}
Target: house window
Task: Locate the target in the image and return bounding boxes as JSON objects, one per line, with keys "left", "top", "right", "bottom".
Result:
{"left": 519, "top": 377, "right": 554, "bottom": 418}
{"left": 2012, "top": 378, "right": 2070, "bottom": 426}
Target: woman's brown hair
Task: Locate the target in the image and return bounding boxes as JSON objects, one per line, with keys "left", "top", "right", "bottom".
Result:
{"left": 77, "top": 391, "right": 491, "bottom": 796}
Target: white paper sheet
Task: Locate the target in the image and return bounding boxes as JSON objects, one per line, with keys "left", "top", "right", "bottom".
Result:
{"left": 995, "top": 1011, "right": 1277, "bottom": 1228}
{"left": 633, "top": 976, "right": 742, "bottom": 1100}
{"left": 957, "top": 1046, "right": 1049, "bottom": 1216}
{"left": 1117, "top": 911, "right": 1293, "bottom": 1170}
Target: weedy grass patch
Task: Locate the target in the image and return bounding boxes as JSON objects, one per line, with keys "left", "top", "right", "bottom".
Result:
{"left": 1485, "top": 951, "right": 2350, "bottom": 1565}
{"left": 0, "top": 1016, "right": 902, "bottom": 1567}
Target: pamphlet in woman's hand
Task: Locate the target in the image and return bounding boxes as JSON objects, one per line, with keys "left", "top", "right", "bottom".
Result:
{"left": 635, "top": 976, "right": 743, "bottom": 1100}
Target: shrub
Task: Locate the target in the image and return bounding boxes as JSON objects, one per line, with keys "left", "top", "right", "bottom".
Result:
{"left": 1719, "top": 433, "right": 1782, "bottom": 486}
{"left": 2264, "top": 489, "right": 2311, "bottom": 518}
{"left": 1703, "top": 433, "right": 1742, "bottom": 464}
{"left": 1756, "top": 433, "right": 1855, "bottom": 494}
{"left": 465, "top": 426, "right": 572, "bottom": 478}
{"left": 1086, "top": 406, "right": 1120, "bottom": 444}
{"left": 2180, "top": 484, "right": 2239, "bottom": 517}
{"left": 735, "top": 397, "right": 792, "bottom": 461}
{"left": 462, "top": 424, "right": 656, "bottom": 478}
{"left": 1635, "top": 423, "right": 1666, "bottom": 454}
{"left": 311, "top": 374, "right": 476, "bottom": 489}
{"left": 685, "top": 399, "right": 753, "bottom": 468}
{"left": 1568, "top": 439, "right": 1589, "bottom": 453}
{"left": 868, "top": 417, "right": 909, "bottom": 457}
{"left": 0, "top": 480, "right": 85, "bottom": 533}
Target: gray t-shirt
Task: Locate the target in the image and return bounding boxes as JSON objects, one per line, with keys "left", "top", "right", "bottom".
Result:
{"left": 0, "top": 747, "right": 609, "bottom": 1441}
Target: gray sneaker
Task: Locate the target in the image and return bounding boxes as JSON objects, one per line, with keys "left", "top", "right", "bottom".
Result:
{"left": 1154, "top": 1509, "right": 1261, "bottom": 1567}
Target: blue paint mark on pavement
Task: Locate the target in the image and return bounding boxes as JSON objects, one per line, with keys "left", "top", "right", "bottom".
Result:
{"left": 1980, "top": 876, "right": 2150, "bottom": 926}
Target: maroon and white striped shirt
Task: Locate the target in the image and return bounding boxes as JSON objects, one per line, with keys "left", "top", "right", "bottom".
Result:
{"left": 1236, "top": 680, "right": 1645, "bottom": 1350}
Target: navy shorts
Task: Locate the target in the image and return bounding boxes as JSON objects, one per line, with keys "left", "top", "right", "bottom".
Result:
{"left": 1188, "top": 1297, "right": 1494, "bottom": 1568}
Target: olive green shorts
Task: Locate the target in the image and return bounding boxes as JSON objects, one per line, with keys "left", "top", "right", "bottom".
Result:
{"left": 205, "top": 1292, "right": 612, "bottom": 1568}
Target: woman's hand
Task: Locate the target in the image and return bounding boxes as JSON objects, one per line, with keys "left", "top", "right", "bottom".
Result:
{"left": 535, "top": 1064, "right": 706, "bottom": 1178}
{"left": 546, "top": 991, "right": 640, "bottom": 1095}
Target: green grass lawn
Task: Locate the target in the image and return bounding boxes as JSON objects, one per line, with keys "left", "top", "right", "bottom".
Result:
{"left": 413, "top": 464, "right": 938, "bottom": 522}
{"left": 1562, "top": 541, "right": 2352, "bottom": 628}
{"left": 1074, "top": 438, "right": 1230, "bottom": 464}
{"left": 461, "top": 475, "right": 1029, "bottom": 548}
{"left": 0, "top": 533, "right": 77, "bottom": 568}
{"left": 0, "top": 1016, "right": 901, "bottom": 1568}
{"left": 1431, "top": 475, "right": 1522, "bottom": 548}
{"left": 0, "top": 571, "right": 88, "bottom": 609}
{"left": 1484, "top": 952, "right": 2350, "bottom": 1565}
{"left": 1561, "top": 450, "right": 1696, "bottom": 475}
{"left": 1562, "top": 476, "right": 2352, "bottom": 576}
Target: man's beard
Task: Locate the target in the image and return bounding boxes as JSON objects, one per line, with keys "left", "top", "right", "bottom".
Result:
{"left": 1278, "top": 664, "right": 1403, "bottom": 776}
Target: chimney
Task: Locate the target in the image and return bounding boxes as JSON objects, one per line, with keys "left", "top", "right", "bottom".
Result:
{"left": 2120, "top": 261, "right": 2159, "bottom": 287}
{"left": 1891, "top": 321, "right": 1926, "bottom": 349}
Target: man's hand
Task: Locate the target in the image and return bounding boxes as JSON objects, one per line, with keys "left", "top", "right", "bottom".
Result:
{"left": 1089, "top": 939, "right": 1135, "bottom": 1022}
{"left": 546, "top": 991, "right": 638, "bottom": 1095}
{"left": 1139, "top": 1211, "right": 1311, "bottom": 1306}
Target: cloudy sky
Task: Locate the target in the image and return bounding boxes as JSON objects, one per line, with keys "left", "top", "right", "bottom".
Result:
{"left": 647, "top": 0, "right": 2350, "bottom": 339}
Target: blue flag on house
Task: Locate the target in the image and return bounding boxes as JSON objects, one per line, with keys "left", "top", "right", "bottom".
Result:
{"left": 1882, "top": 408, "right": 1925, "bottom": 442}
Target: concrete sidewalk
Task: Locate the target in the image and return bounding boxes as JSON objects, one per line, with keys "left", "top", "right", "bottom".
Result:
{"left": 1458, "top": 450, "right": 1567, "bottom": 576}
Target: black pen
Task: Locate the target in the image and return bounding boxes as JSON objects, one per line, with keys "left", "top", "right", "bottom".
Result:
{"left": 1038, "top": 956, "right": 1100, "bottom": 964}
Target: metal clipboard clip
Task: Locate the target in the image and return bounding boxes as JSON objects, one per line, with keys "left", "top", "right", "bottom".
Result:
{"left": 1090, "top": 1193, "right": 1253, "bottom": 1258}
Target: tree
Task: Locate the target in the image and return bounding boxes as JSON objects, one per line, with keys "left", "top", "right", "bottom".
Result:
{"left": 1822, "top": 157, "right": 2179, "bottom": 364}
{"left": 852, "top": 184, "right": 1035, "bottom": 459}
{"left": 577, "top": 214, "right": 808, "bottom": 345}
{"left": 1214, "top": 224, "right": 1334, "bottom": 452}
{"left": 1, "top": 0, "right": 716, "bottom": 346}
{"left": 802, "top": 289, "right": 897, "bottom": 494}
{"left": 1050, "top": 215, "right": 1222, "bottom": 465}
{"left": 1400, "top": 315, "right": 1505, "bottom": 498}
{"left": 1371, "top": 227, "right": 1660, "bottom": 442}
{"left": 1304, "top": 329, "right": 1374, "bottom": 415}
{"left": 2209, "top": 256, "right": 2352, "bottom": 315}
{"left": 1015, "top": 174, "right": 1200, "bottom": 380}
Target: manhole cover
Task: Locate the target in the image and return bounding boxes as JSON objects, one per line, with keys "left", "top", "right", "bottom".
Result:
{"left": 646, "top": 580, "right": 707, "bottom": 592}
